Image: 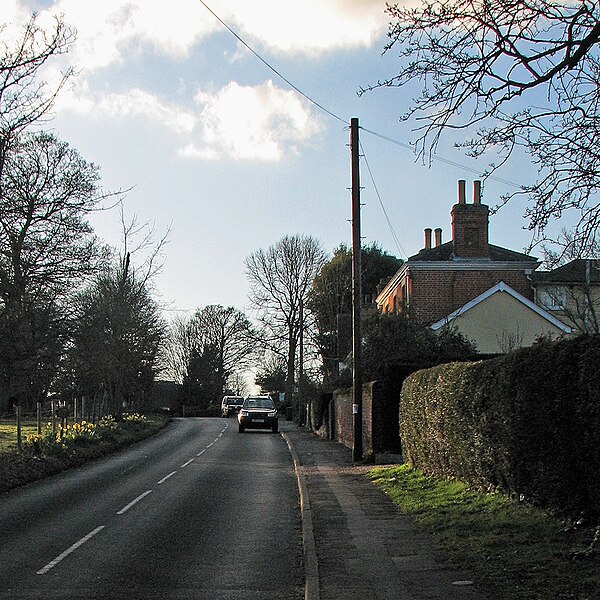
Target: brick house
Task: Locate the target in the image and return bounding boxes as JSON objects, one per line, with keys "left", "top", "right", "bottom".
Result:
{"left": 375, "top": 180, "right": 572, "bottom": 353}
{"left": 531, "top": 259, "right": 600, "bottom": 334}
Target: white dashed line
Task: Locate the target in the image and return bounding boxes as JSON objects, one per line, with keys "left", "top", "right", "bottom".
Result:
{"left": 39, "top": 427, "right": 229, "bottom": 576}
{"left": 158, "top": 471, "right": 177, "bottom": 484}
{"left": 37, "top": 526, "right": 105, "bottom": 575}
{"left": 117, "top": 490, "right": 153, "bottom": 515}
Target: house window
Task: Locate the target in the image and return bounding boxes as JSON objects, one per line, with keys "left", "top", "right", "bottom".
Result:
{"left": 539, "top": 286, "right": 567, "bottom": 311}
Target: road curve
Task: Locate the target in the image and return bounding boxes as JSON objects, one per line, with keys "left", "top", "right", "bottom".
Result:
{"left": 0, "top": 417, "right": 303, "bottom": 599}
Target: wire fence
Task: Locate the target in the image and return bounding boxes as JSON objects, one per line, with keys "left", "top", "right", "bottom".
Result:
{"left": 8, "top": 397, "right": 114, "bottom": 451}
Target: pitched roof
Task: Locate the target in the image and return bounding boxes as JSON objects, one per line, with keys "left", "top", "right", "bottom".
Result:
{"left": 429, "top": 281, "right": 573, "bottom": 333}
{"left": 531, "top": 259, "right": 600, "bottom": 284}
{"left": 409, "top": 241, "right": 536, "bottom": 263}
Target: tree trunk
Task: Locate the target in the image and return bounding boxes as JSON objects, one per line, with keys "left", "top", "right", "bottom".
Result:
{"left": 286, "top": 331, "right": 297, "bottom": 421}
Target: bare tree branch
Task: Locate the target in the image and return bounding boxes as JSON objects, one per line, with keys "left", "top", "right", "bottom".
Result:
{"left": 363, "top": 0, "right": 600, "bottom": 255}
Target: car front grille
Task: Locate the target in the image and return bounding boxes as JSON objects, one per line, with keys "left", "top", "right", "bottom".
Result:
{"left": 249, "top": 411, "right": 269, "bottom": 419}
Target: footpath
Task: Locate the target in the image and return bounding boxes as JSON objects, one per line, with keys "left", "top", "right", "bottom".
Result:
{"left": 280, "top": 420, "right": 489, "bottom": 600}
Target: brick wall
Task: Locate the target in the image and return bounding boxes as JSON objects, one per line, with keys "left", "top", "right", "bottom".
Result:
{"left": 325, "top": 381, "right": 403, "bottom": 456}
{"left": 410, "top": 269, "right": 533, "bottom": 324}
{"left": 331, "top": 386, "right": 374, "bottom": 455}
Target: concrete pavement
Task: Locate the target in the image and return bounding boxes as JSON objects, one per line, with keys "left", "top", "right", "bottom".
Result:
{"left": 281, "top": 420, "right": 489, "bottom": 600}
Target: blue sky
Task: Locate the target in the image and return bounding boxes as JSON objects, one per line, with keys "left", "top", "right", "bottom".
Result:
{"left": 6, "top": 0, "right": 540, "bottom": 316}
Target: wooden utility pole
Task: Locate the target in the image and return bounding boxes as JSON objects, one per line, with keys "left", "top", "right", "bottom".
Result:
{"left": 350, "top": 117, "right": 363, "bottom": 462}
{"left": 299, "top": 299, "right": 304, "bottom": 424}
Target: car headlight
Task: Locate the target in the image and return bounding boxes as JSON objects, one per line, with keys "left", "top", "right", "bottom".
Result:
{"left": 240, "top": 410, "right": 249, "bottom": 417}
{"left": 268, "top": 410, "right": 277, "bottom": 417}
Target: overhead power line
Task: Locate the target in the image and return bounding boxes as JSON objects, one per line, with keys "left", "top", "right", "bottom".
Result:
{"left": 360, "top": 141, "right": 408, "bottom": 257}
{"left": 196, "top": 0, "right": 347, "bottom": 125}
{"left": 197, "top": 0, "right": 524, "bottom": 191}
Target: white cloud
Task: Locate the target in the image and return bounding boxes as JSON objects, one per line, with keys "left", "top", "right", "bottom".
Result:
{"left": 3, "top": 0, "right": 28, "bottom": 23}
{"left": 56, "top": 79, "right": 321, "bottom": 162}
{"left": 57, "top": 84, "right": 196, "bottom": 134}
{"left": 221, "top": 0, "right": 389, "bottom": 54}
{"left": 27, "top": 0, "right": 387, "bottom": 70}
{"left": 182, "top": 80, "right": 322, "bottom": 161}
{"left": 2, "top": 1, "right": 42, "bottom": 41}
{"left": 36, "top": 0, "right": 216, "bottom": 70}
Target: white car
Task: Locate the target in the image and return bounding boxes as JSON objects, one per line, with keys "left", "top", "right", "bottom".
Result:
{"left": 221, "top": 396, "right": 244, "bottom": 417}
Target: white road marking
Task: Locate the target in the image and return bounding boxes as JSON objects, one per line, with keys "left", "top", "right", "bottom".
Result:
{"left": 37, "top": 526, "right": 105, "bottom": 575}
{"left": 180, "top": 459, "right": 194, "bottom": 468}
{"left": 207, "top": 442, "right": 214, "bottom": 448}
{"left": 158, "top": 471, "right": 177, "bottom": 484}
{"left": 117, "top": 490, "right": 153, "bottom": 515}
{"left": 197, "top": 449, "right": 206, "bottom": 456}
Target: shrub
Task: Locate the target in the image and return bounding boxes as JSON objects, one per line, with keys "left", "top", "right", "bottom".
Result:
{"left": 121, "top": 412, "right": 149, "bottom": 429}
{"left": 400, "top": 334, "right": 600, "bottom": 517}
{"left": 202, "top": 404, "right": 221, "bottom": 417}
{"left": 24, "top": 420, "right": 98, "bottom": 455}
{"left": 97, "top": 415, "right": 119, "bottom": 440}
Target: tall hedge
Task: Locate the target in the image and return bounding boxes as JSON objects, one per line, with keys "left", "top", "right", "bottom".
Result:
{"left": 400, "top": 334, "right": 600, "bottom": 517}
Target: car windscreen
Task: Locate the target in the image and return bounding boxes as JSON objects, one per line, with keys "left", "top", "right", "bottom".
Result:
{"left": 244, "top": 398, "right": 274, "bottom": 409}
{"left": 227, "top": 398, "right": 242, "bottom": 405}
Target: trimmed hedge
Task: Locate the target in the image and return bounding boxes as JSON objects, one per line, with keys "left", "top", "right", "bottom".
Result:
{"left": 400, "top": 334, "right": 600, "bottom": 518}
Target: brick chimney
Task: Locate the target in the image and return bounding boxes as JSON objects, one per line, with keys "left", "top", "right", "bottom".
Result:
{"left": 451, "top": 180, "right": 489, "bottom": 258}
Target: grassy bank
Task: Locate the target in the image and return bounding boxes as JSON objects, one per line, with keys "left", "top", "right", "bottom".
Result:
{"left": 0, "top": 419, "right": 41, "bottom": 452}
{"left": 0, "top": 415, "right": 170, "bottom": 494}
{"left": 369, "top": 465, "right": 599, "bottom": 600}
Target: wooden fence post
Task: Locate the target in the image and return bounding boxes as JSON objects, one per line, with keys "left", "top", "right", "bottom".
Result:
{"left": 16, "top": 405, "right": 22, "bottom": 451}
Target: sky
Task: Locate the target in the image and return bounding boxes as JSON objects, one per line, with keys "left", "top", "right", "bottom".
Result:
{"left": 5, "top": 0, "right": 541, "bottom": 317}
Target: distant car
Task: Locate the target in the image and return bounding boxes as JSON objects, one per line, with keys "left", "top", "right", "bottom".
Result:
{"left": 221, "top": 396, "right": 244, "bottom": 417}
{"left": 238, "top": 396, "right": 278, "bottom": 433}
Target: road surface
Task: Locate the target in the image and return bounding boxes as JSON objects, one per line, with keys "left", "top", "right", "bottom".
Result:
{"left": 0, "top": 417, "right": 303, "bottom": 599}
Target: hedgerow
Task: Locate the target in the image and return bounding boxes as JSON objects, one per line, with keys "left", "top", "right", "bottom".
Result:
{"left": 400, "top": 334, "right": 600, "bottom": 518}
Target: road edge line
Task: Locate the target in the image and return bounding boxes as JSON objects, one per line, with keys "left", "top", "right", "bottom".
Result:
{"left": 282, "top": 432, "right": 320, "bottom": 600}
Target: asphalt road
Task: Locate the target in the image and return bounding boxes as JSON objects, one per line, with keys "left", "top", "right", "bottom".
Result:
{"left": 0, "top": 417, "right": 303, "bottom": 599}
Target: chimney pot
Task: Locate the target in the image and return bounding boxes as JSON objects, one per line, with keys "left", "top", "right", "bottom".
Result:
{"left": 458, "top": 180, "right": 466, "bottom": 204}
{"left": 424, "top": 228, "right": 432, "bottom": 249}
{"left": 473, "top": 180, "right": 482, "bottom": 204}
{"left": 434, "top": 227, "right": 442, "bottom": 247}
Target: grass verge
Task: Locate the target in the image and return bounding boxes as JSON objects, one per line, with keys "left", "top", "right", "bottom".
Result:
{"left": 0, "top": 416, "right": 170, "bottom": 495}
{"left": 0, "top": 420, "right": 39, "bottom": 452}
{"left": 369, "top": 465, "right": 599, "bottom": 600}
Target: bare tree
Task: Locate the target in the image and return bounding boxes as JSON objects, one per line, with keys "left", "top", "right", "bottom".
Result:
{"left": 192, "top": 305, "right": 255, "bottom": 395}
{"left": 161, "top": 313, "right": 196, "bottom": 384}
{"left": 68, "top": 255, "right": 166, "bottom": 418}
{"left": 245, "top": 235, "right": 326, "bottom": 418}
{"left": 0, "top": 132, "right": 108, "bottom": 410}
{"left": 362, "top": 0, "right": 600, "bottom": 257}
{"left": 0, "top": 14, "right": 75, "bottom": 178}
{"left": 162, "top": 305, "right": 255, "bottom": 400}
{"left": 117, "top": 205, "right": 170, "bottom": 287}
